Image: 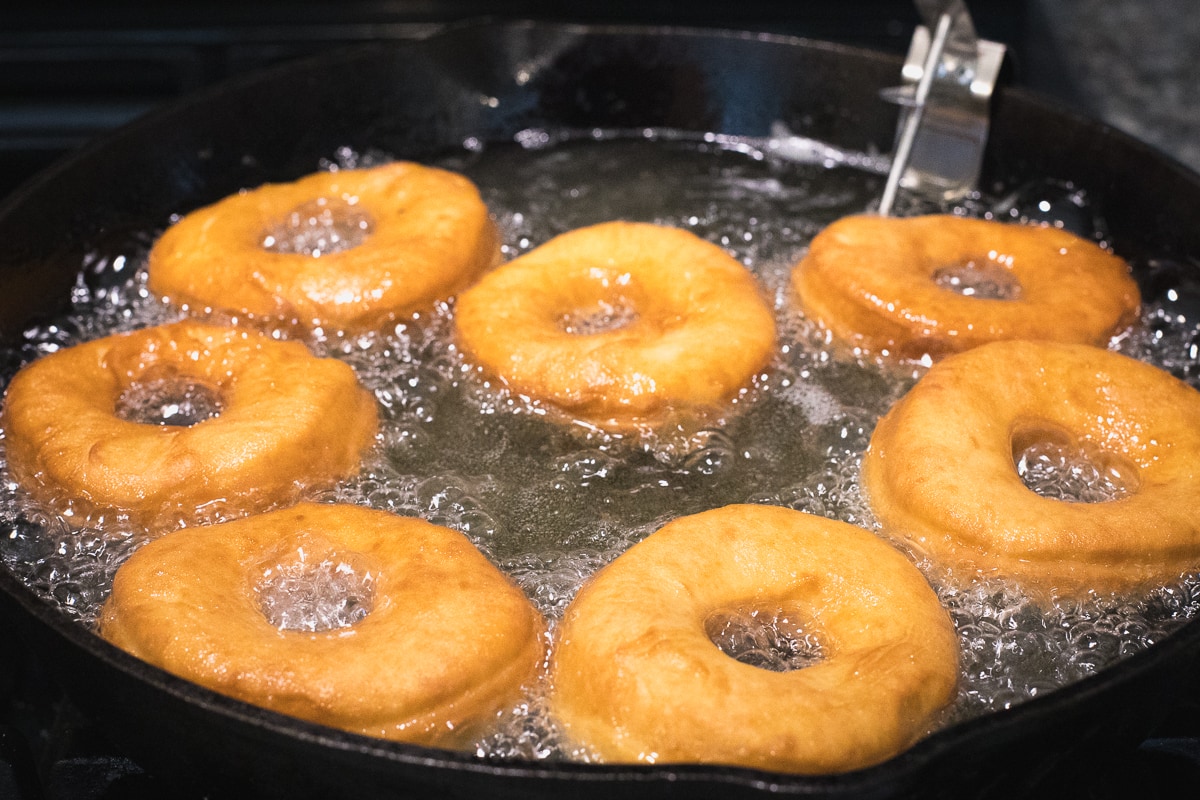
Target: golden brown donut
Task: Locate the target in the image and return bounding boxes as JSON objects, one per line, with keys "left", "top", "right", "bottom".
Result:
{"left": 792, "top": 215, "right": 1140, "bottom": 359}
{"left": 454, "top": 221, "right": 777, "bottom": 429}
{"left": 1, "top": 321, "right": 377, "bottom": 522}
{"left": 147, "top": 162, "right": 499, "bottom": 331}
{"left": 100, "top": 503, "right": 546, "bottom": 745}
{"left": 862, "top": 340, "right": 1200, "bottom": 596}
{"left": 551, "top": 504, "right": 958, "bottom": 773}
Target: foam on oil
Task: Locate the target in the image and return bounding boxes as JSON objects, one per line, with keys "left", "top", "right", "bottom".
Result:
{"left": 1, "top": 131, "right": 1199, "bottom": 763}
{"left": 255, "top": 542, "right": 376, "bottom": 633}
{"left": 262, "top": 196, "right": 373, "bottom": 257}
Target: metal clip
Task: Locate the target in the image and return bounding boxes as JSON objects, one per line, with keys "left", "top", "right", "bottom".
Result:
{"left": 878, "top": 0, "right": 1007, "bottom": 215}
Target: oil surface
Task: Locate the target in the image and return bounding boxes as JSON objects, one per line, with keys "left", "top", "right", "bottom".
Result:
{"left": 2, "top": 130, "right": 1200, "bottom": 764}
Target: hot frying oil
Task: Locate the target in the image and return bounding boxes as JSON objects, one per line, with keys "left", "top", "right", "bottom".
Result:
{"left": 2, "top": 131, "right": 1199, "bottom": 762}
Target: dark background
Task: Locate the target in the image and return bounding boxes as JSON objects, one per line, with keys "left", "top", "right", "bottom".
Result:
{"left": 1, "top": 0, "right": 1197, "bottom": 199}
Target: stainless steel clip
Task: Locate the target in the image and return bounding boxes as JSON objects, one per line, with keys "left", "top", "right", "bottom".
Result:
{"left": 878, "top": 0, "right": 1007, "bottom": 215}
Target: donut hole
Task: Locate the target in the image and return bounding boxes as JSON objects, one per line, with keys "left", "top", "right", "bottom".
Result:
{"left": 559, "top": 297, "right": 640, "bottom": 335}
{"left": 1011, "top": 423, "right": 1140, "bottom": 502}
{"left": 254, "top": 542, "right": 376, "bottom": 632}
{"left": 261, "top": 196, "right": 374, "bottom": 257}
{"left": 705, "top": 607, "right": 824, "bottom": 672}
{"left": 115, "top": 374, "right": 223, "bottom": 427}
{"left": 932, "top": 258, "right": 1023, "bottom": 300}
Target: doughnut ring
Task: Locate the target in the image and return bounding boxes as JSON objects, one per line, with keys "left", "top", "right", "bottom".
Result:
{"left": 147, "top": 162, "right": 499, "bottom": 331}
{"left": 550, "top": 504, "right": 958, "bottom": 773}
{"left": 792, "top": 215, "right": 1140, "bottom": 359}
{"left": 454, "top": 221, "right": 777, "bottom": 429}
{"left": 1, "top": 320, "right": 377, "bottom": 522}
{"left": 862, "top": 340, "right": 1200, "bottom": 595}
{"left": 100, "top": 503, "right": 546, "bottom": 745}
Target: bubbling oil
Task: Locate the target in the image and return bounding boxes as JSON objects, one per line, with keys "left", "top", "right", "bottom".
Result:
{"left": 933, "top": 260, "right": 1023, "bottom": 301}
{"left": 262, "top": 196, "right": 373, "bottom": 257}
{"left": 706, "top": 608, "right": 825, "bottom": 672}
{"left": 2, "top": 131, "right": 1200, "bottom": 766}
{"left": 255, "top": 549, "right": 376, "bottom": 633}
{"left": 115, "top": 375, "right": 224, "bottom": 427}
{"left": 1014, "top": 430, "right": 1138, "bottom": 503}
{"left": 560, "top": 299, "right": 639, "bottom": 336}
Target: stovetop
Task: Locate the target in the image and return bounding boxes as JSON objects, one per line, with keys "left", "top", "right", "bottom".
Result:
{"left": 0, "top": 0, "right": 1046, "bottom": 201}
{"left": 2, "top": 1, "right": 1199, "bottom": 797}
{"left": 3, "top": 0, "right": 1197, "bottom": 199}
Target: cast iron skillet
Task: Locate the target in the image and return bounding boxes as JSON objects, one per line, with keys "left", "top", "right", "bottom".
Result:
{"left": 3, "top": 20, "right": 1200, "bottom": 800}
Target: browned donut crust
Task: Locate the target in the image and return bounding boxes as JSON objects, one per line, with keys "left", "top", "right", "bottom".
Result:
{"left": 551, "top": 504, "right": 958, "bottom": 773}
{"left": 1, "top": 321, "right": 377, "bottom": 522}
{"left": 100, "top": 503, "right": 546, "bottom": 745}
{"left": 147, "top": 162, "right": 499, "bottom": 331}
{"left": 454, "top": 221, "right": 777, "bottom": 429}
{"left": 792, "top": 215, "right": 1140, "bottom": 359}
{"left": 862, "top": 340, "right": 1200, "bottom": 596}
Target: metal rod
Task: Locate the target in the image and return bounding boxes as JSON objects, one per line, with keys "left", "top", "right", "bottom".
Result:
{"left": 878, "top": 11, "right": 955, "bottom": 217}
